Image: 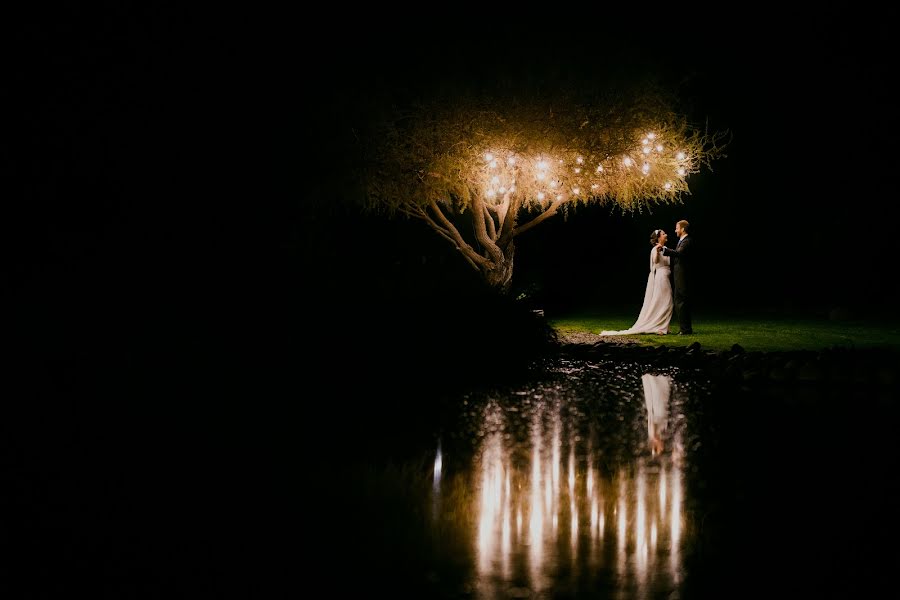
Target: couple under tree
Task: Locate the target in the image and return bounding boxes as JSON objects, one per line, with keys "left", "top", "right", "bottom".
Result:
{"left": 601, "top": 220, "right": 693, "bottom": 337}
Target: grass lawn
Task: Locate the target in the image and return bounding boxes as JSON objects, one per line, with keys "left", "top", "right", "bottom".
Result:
{"left": 549, "top": 310, "right": 900, "bottom": 352}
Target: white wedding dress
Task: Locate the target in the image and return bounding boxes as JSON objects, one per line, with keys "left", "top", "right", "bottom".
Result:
{"left": 600, "top": 248, "right": 673, "bottom": 335}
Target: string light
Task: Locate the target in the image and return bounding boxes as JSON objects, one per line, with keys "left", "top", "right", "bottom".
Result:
{"left": 476, "top": 136, "right": 696, "bottom": 206}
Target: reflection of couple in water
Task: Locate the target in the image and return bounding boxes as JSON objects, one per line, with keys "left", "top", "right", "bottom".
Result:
{"left": 642, "top": 373, "right": 670, "bottom": 457}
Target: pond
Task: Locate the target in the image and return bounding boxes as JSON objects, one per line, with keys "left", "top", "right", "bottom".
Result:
{"left": 320, "top": 353, "right": 899, "bottom": 599}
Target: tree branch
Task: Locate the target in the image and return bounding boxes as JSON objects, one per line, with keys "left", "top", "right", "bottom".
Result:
{"left": 496, "top": 194, "right": 522, "bottom": 248}
{"left": 483, "top": 204, "right": 497, "bottom": 241}
{"left": 512, "top": 198, "right": 570, "bottom": 238}
{"left": 466, "top": 187, "right": 504, "bottom": 263}
{"left": 427, "top": 201, "right": 491, "bottom": 267}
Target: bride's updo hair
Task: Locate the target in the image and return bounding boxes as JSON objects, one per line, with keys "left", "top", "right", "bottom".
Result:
{"left": 649, "top": 229, "right": 661, "bottom": 246}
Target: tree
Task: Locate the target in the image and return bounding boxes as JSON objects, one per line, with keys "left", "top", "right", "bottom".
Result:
{"left": 363, "top": 89, "right": 727, "bottom": 293}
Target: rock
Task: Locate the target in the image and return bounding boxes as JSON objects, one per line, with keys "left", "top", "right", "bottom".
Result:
{"left": 730, "top": 343, "right": 745, "bottom": 354}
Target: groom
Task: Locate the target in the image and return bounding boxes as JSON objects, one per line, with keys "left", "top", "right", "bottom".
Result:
{"left": 658, "top": 219, "right": 693, "bottom": 335}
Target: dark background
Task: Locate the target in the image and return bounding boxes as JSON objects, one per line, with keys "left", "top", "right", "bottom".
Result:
{"left": 5, "top": 6, "right": 899, "bottom": 595}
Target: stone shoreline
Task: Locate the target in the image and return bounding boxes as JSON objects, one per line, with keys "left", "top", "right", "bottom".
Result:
{"left": 556, "top": 335, "right": 899, "bottom": 390}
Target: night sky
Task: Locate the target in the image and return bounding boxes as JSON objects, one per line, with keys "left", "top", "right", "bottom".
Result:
{"left": 5, "top": 6, "right": 900, "bottom": 594}
{"left": 9, "top": 9, "right": 898, "bottom": 328}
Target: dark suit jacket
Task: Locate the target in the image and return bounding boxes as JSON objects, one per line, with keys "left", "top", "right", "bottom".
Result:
{"left": 662, "top": 236, "right": 691, "bottom": 296}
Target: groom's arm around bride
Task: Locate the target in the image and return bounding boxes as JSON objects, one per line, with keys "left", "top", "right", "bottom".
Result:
{"left": 657, "top": 219, "right": 693, "bottom": 335}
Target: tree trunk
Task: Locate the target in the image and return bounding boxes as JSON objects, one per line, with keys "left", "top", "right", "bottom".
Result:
{"left": 481, "top": 241, "right": 515, "bottom": 294}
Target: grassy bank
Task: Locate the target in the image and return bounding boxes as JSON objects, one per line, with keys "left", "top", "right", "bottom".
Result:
{"left": 549, "top": 311, "right": 900, "bottom": 352}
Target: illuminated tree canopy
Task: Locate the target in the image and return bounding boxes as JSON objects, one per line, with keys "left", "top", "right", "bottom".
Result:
{"left": 363, "top": 89, "right": 727, "bottom": 292}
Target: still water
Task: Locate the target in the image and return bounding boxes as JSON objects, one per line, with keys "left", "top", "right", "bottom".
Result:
{"left": 332, "top": 356, "right": 898, "bottom": 598}
{"left": 446, "top": 372, "right": 686, "bottom": 598}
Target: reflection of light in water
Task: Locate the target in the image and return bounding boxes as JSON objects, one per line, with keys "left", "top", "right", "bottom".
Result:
{"left": 465, "top": 374, "right": 687, "bottom": 596}
{"left": 568, "top": 449, "right": 575, "bottom": 496}
{"left": 545, "top": 477, "right": 552, "bottom": 519}
{"left": 617, "top": 476, "right": 627, "bottom": 574}
{"left": 570, "top": 500, "right": 578, "bottom": 554}
{"left": 636, "top": 468, "right": 648, "bottom": 579}
{"left": 529, "top": 414, "right": 544, "bottom": 588}
{"left": 659, "top": 465, "right": 667, "bottom": 513}
{"left": 434, "top": 443, "right": 442, "bottom": 489}
{"left": 477, "top": 422, "right": 507, "bottom": 577}
{"left": 671, "top": 465, "right": 683, "bottom": 579}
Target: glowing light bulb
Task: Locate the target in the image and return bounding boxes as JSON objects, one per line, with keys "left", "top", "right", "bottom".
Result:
{"left": 677, "top": 167, "right": 686, "bottom": 176}
{"left": 573, "top": 187, "right": 580, "bottom": 195}
{"left": 491, "top": 176, "right": 500, "bottom": 184}
{"left": 558, "top": 159, "right": 563, "bottom": 164}
{"left": 596, "top": 165, "right": 604, "bottom": 173}
{"left": 507, "top": 157, "right": 516, "bottom": 166}
{"left": 537, "top": 172, "right": 546, "bottom": 180}
{"left": 623, "top": 157, "right": 633, "bottom": 167}
{"left": 537, "top": 160, "right": 548, "bottom": 170}
{"left": 576, "top": 156, "right": 584, "bottom": 164}
{"left": 655, "top": 144, "right": 663, "bottom": 152}
{"left": 648, "top": 132, "right": 656, "bottom": 140}
{"left": 676, "top": 151, "right": 686, "bottom": 160}
{"left": 642, "top": 147, "right": 651, "bottom": 155}
{"left": 537, "top": 192, "right": 545, "bottom": 200}
{"left": 642, "top": 162, "right": 650, "bottom": 174}
{"left": 574, "top": 167, "right": 581, "bottom": 174}
{"left": 484, "top": 153, "right": 494, "bottom": 162}
{"left": 556, "top": 194, "right": 563, "bottom": 200}
{"left": 487, "top": 189, "right": 496, "bottom": 198}
{"left": 664, "top": 181, "right": 672, "bottom": 190}
{"left": 489, "top": 160, "right": 497, "bottom": 168}
{"left": 550, "top": 180, "right": 557, "bottom": 188}
{"left": 642, "top": 138, "right": 649, "bottom": 145}
{"left": 498, "top": 186, "right": 507, "bottom": 193}
{"left": 591, "top": 183, "right": 599, "bottom": 190}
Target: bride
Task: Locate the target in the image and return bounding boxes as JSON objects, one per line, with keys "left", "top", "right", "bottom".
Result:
{"left": 600, "top": 229, "right": 673, "bottom": 336}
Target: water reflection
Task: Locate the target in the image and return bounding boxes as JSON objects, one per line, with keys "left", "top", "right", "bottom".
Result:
{"left": 439, "top": 372, "right": 687, "bottom": 597}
